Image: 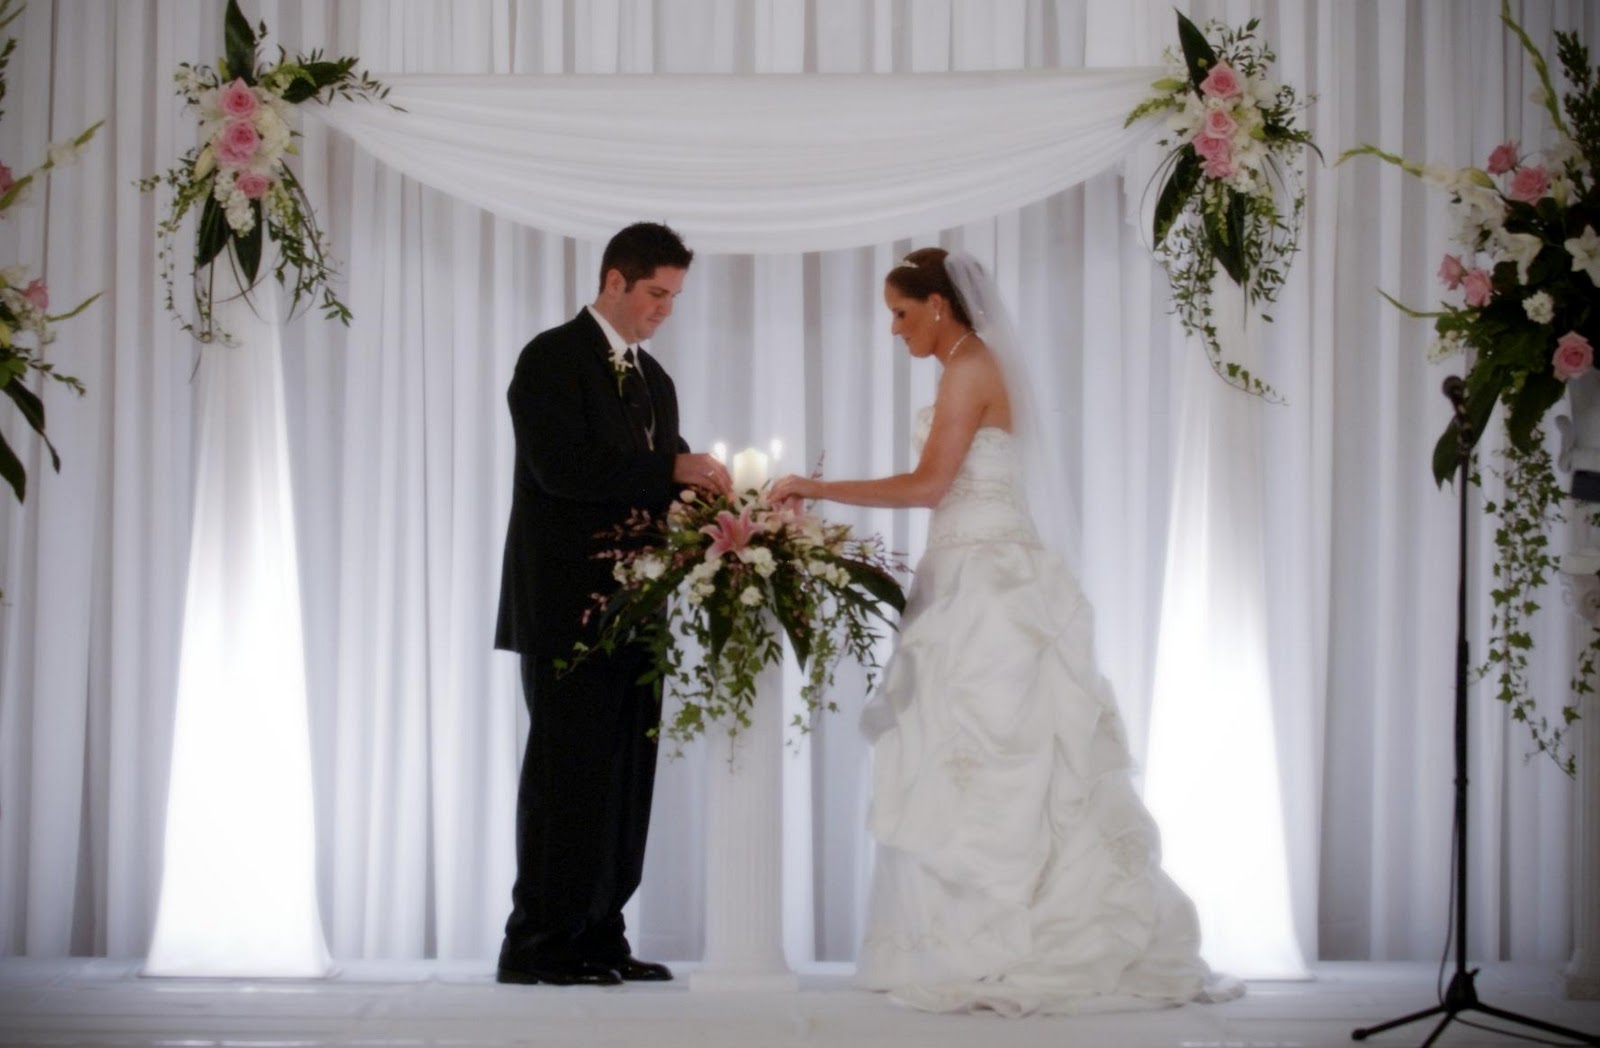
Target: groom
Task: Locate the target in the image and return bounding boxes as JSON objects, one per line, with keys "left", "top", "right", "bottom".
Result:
{"left": 495, "top": 222, "right": 730, "bottom": 986}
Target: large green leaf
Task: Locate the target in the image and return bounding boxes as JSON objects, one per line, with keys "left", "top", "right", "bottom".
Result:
{"left": 0, "top": 428, "right": 24, "bottom": 502}
{"left": 235, "top": 208, "right": 264, "bottom": 287}
{"left": 1152, "top": 151, "right": 1201, "bottom": 249}
{"left": 597, "top": 569, "right": 680, "bottom": 640}
{"left": 0, "top": 378, "right": 62, "bottom": 503}
{"left": 1431, "top": 376, "right": 1501, "bottom": 485}
{"left": 1175, "top": 12, "right": 1217, "bottom": 89}
{"left": 1505, "top": 371, "right": 1567, "bottom": 452}
{"left": 223, "top": 0, "right": 258, "bottom": 83}
{"left": 195, "top": 196, "right": 230, "bottom": 270}
{"left": 3, "top": 373, "right": 47, "bottom": 437}
{"left": 769, "top": 576, "right": 812, "bottom": 670}
{"left": 1205, "top": 194, "right": 1249, "bottom": 287}
{"left": 844, "top": 560, "right": 907, "bottom": 615}
{"left": 707, "top": 600, "right": 732, "bottom": 661}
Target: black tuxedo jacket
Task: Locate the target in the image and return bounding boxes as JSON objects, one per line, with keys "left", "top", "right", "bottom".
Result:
{"left": 495, "top": 310, "right": 687, "bottom": 657}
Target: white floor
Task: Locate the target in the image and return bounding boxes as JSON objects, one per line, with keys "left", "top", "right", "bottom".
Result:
{"left": 1, "top": 959, "right": 1597, "bottom": 1048}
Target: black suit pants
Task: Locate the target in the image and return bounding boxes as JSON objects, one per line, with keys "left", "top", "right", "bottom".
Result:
{"left": 500, "top": 648, "right": 661, "bottom": 967}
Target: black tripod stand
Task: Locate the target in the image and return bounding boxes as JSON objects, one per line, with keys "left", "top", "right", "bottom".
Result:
{"left": 1352, "top": 377, "right": 1599, "bottom": 1047}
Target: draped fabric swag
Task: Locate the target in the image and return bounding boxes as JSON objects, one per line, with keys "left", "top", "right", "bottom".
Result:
{"left": 1, "top": 0, "right": 1594, "bottom": 975}
{"left": 316, "top": 68, "right": 1159, "bottom": 252}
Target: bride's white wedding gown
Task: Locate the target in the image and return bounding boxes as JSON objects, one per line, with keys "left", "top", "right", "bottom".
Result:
{"left": 855, "top": 409, "right": 1240, "bottom": 1016}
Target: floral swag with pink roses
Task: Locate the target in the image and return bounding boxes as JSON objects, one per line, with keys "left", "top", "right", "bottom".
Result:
{"left": 139, "top": 0, "right": 388, "bottom": 344}
{"left": 1126, "top": 13, "right": 1319, "bottom": 399}
{"left": 1344, "top": 3, "right": 1599, "bottom": 775}
{"left": 0, "top": 0, "right": 100, "bottom": 512}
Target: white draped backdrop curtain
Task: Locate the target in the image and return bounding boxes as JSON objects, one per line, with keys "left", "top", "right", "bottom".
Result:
{"left": 1, "top": 0, "right": 1594, "bottom": 969}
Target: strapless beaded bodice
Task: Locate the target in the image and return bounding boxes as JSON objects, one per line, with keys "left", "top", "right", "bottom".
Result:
{"left": 913, "top": 406, "right": 1040, "bottom": 551}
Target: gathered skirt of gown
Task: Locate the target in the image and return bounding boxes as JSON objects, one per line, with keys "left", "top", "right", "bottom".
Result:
{"left": 855, "top": 415, "right": 1240, "bottom": 1016}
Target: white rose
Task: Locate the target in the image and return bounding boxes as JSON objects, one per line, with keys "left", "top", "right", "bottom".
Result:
{"left": 635, "top": 555, "right": 666, "bottom": 581}
{"left": 740, "top": 585, "right": 763, "bottom": 607}
{"left": 738, "top": 546, "right": 776, "bottom": 578}
{"left": 1523, "top": 291, "right": 1555, "bottom": 325}
{"left": 613, "top": 561, "right": 630, "bottom": 583}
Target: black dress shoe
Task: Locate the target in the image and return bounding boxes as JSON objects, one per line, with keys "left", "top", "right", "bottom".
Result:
{"left": 612, "top": 956, "right": 673, "bottom": 982}
{"left": 496, "top": 959, "right": 622, "bottom": 986}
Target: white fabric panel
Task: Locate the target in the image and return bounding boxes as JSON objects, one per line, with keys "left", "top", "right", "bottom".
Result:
{"left": 311, "top": 67, "right": 1160, "bottom": 254}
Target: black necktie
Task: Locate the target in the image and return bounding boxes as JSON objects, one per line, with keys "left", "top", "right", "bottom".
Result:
{"left": 620, "top": 347, "right": 655, "bottom": 449}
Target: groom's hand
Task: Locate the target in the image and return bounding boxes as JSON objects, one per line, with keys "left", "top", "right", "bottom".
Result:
{"left": 675, "top": 452, "right": 732, "bottom": 496}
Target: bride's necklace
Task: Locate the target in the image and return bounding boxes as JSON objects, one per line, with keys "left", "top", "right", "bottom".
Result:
{"left": 940, "top": 330, "right": 972, "bottom": 365}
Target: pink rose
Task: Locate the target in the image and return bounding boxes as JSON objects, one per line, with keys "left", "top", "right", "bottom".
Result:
{"left": 0, "top": 161, "right": 12, "bottom": 195}
{"left": 22, "top": 278, "right": 47, "bottom": 313}
{"left": 1508, "top": 165, "right": 1550, "bottom": 203}
{"left": 1200, "top": 62, "right": 1243, "bottom": 101}
{"left": 214, "top": 119, "right": 261, "bottom": 168}
{"left": 1437, "top": 254, "right": 1466, "bottom": 290}
{"left": 1554, "top": 331, "right": 1595, "bottom": 381}
{"left": 235, "top": 171, "right": 273, "bottom": 199}
{"left": 1202, "top": 106, "right": 1238, "bottom": 140}
{"left": 1461, "top": 268, "right": 1493, "bottom": 307}
{"left": 1487, "top": 141, "right": 1519, "bottom": 176}
{"left": 1203, "top": 153, "right": 1236, "bottom": 179}
{"left": 1193, "top": 132, "right": 1230, "bottom": 161}
{"left": 218, "top": 78, "right": 259, "bottom": 119}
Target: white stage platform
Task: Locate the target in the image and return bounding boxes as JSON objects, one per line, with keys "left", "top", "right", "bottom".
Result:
{"left": 1, "top": 959, "right": 1596, "bottom": 1047}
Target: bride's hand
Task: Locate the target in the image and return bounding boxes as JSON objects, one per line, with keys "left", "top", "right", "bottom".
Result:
{"left": 769, "top": 473, "right": 815, "bottom": 506}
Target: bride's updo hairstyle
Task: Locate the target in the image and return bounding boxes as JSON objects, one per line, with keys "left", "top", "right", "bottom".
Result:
{"left": 885, "top": 247, "right": 975, "bottom": 330}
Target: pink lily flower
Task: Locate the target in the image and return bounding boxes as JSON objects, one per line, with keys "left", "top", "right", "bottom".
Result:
{"left": 701, "top": 505, "right": 758, "bottom": 559}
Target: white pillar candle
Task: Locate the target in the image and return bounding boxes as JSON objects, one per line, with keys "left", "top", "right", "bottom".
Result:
{"left": 731, "top": 448, "right": 769, "bottom": 492}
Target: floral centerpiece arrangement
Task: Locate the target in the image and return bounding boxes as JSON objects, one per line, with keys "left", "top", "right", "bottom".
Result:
{"left": 139, "top": 0, "right": 388, "bottom": 344}
{"left": 1343, "top": 3, "right": 1598, "bottom": 775}
{"left": 570, "top": 487, "right": 906, "bottom": 753}
{"left": 0, "top": 0, "right": 100, "bottom": 506}
{"left": 1126, "top": 13, "right": 1318, "bottom": 398}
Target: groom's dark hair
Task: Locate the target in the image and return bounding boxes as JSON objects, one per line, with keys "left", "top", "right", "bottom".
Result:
{"left": 599, "top": 222, "right": 695, "bottom": 292}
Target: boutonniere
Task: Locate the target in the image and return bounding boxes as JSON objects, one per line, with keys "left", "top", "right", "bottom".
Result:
{"left": 609, "top": 343, "right": 633, "bottom": 395}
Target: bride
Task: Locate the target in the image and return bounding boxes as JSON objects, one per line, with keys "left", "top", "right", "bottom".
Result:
{"left": 770, "top": 248, "right": 1239, "bottom": 1016}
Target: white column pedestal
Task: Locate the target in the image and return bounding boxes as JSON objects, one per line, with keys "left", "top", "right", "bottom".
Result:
{"left": 1559, "top": 570, "right": 1600, "bottom": 1000}
{"left": 690, "top": 658, "right": 797, "bottom": 992}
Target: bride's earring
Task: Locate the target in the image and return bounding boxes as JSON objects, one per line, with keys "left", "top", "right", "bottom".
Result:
{"left": 934, "top": 311, "right": 942, "bottom": 323}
